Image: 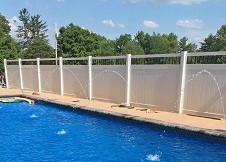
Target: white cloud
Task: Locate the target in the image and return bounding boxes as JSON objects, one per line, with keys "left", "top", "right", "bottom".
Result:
{"left": 56, "top": 0, "right": 65, "bottom": 2}
{"left": 125, "top": 0, "right": 209, "bottom": 5}
{"left": 102, "top": 20, "right": 126, "bottom": 29}
{"left": 7, "top": 16, "right": 22, "bottom": 38}
{"left": 102, "top": 19, "right": 116, "bottom": 27}
{"left": 143, "top": 20, "right": 159, "bottom": 28}
{"left": 102, "top": 20, "right": 125, "bottom": 29}
{"left": 176, "top": 19, "right": 204, "bottom": 29}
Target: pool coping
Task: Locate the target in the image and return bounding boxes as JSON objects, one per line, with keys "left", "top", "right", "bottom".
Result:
{"left": 15, "top": 94, "right": 226, "bottom": 139}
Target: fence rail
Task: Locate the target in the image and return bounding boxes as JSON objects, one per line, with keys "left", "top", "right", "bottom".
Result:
{"left": 4, "top": 51, "right": 226, "bottom": 119}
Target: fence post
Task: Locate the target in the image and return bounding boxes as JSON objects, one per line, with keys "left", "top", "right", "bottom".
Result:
{"left": 59, "top": 57, "right": 64, "bottom": 96}
{"left": 3, "top": 59, "right": 9, "bottom": 88}
{"left": 37, "top": 58, "right": 41, "bottom": 93}
{"left": 125, "top": 54, "right": 131, "bottom": 106}
{"left": 18, "top": 58, "right": 24, "bottom": 90}
{"left": 88, "top": 56, "right": 92, "bottom": 100}
{"left": 178, "top": 51, "right": 188, "bottom": 114}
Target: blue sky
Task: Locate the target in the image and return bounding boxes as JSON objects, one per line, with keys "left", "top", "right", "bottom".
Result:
{"left": 0, "top": 0, "right": 226, "bottom": 47}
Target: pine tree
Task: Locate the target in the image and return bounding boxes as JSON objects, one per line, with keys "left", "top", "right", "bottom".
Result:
{"left": 17, "top": 8, "right": 31, "bottom": 49}
{"left": 16, "top": 8, "right": 54, "bottom": 58}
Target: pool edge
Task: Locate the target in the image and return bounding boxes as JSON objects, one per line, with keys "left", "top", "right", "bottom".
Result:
{"left": 15, "top": 94, "right": 226, "bottom": 140}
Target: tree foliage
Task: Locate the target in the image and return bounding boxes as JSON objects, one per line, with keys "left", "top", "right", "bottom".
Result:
{"left": 58, "top": 23, "right": 114, "bottom": 58}
{"left": 0, "top": 14, "right": 11, "bottom": 34}
{"left": 58, "top": 23, "right": 205, "bottom": 60}
{"left": 134, "top": 32, "right": 179, "bottom": 54}
{"left": 199, "top": 25, "right": 226, "bottom": 64}
{"left": 121, "top": 42, "right": 144, "bottom": 55}
{"left": 20, "top": 37, "right": 54, "bottom": 59}
{"left": 215, "top": 25, "right": 226, "bottom": 51}
{"left": 0, "top": 14, "right": 19, "bottom": 72}
{"left": 201, "top": 25, "right": 226, "bottom": 52}
{"left": 179, "top": 37, "right": 197, "bottom": 52}
{"left": 30, "top": 14, "right": 48, "bottom": 40}
{"left": 16, "top": 8, "right": 53, "bottom": 58}
{"left": 115, "top": 34, "right": 132, "bottom": 54}
{"left": 17, "top": 8, "right": 31, "bottom": 49}
{"left": 200, "top": 34, "right": 216, "bottom": 52}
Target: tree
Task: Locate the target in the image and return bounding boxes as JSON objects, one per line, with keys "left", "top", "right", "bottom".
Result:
{"left": 29, "top": 14, "right": 48, "bottom": 40}
{"left": 0, "top": 14, "right": 11, "bottom": 34}
{"left": 134, "top": 31, "right": 146, "bottom": 48}
{"left": 215, "top": 25, "right": 226, "bottom": 51}
{"left": 17, "top": 8, "right": 31, "bottom": 49}
{"left": 200, "top": 34, "right": 217, "bottom": 52}
{"left": 134, "top": 32, "right": 179, "bottom": 54}
{"left": 58, "top": 23, "right": 113, "bottom": 58}
{"left": 200, "top": 25, "right": 226, "bottom": 64}
{"left": 0, "top": 14, "right": 19, "bottom": 72}
{"left": 16, "top": 8, "right": 53, "bottom": 58}
{"left": 121, "top": 42, "right": 144, "bottom": 55}
{"left": 145, "top": 33, "right": 173, "bottom": 54}
{"left": 179, "top": 37, "right": 197, "bottom": 52}
{"left": 20, "top": 37, "right": 54, "bottom": 59}
{"left": 201, "top": 25, "right": 226, "bottom": 52}
{"left": 115, "top": 34, "right": 132, "bottom": 54}
{"left": 92, "top": 39, "right": 115, "bottom": 56}
{"left": 166, "top": 33, "right": 179, "bottom": 53}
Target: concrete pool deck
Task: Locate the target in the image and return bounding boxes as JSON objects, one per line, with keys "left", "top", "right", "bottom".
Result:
{"left": 1, "top": 88, "right": 226, "bottom": 138}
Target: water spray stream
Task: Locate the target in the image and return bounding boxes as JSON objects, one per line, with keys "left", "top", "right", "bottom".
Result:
{"left": 176, "top": 69, "right": 225, "bottom": 129}
{"left": 92, "top": 70, "right": 139, "bottom": 107}
{"left": 63, "top": 67, "right": 88, "bottom": 99}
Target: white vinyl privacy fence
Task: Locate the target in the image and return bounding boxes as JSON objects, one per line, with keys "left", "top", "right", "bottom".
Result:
{"left": 4, "top": 51, "right": 226, "bottom": 119}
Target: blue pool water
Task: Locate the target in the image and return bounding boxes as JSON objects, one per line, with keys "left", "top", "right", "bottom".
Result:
{"left": 0, "top": 101, "right": 226, "bottom": 162}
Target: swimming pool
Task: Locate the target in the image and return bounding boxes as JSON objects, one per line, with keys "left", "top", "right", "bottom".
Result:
{"left": 0, "top": 101, "right": 226, "bottom": 161}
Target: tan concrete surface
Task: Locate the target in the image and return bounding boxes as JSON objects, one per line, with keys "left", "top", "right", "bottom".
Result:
{"left": 1, "top": 88, "right": 226, "bottom": 133}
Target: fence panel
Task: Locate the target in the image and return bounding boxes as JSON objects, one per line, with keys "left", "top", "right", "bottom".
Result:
{"left": 92, "top": 65, "right": 126, "bottom": 104}
{"left": 131, "top": 65, "right": 180, "bottom": 112}
{"left": 7, "top": 65, "right": 20, "bottom": 89}
{"left": 63, "top": 65, "right": 89, "bottom": 99}
{"left": 40, "top": 65, "right": 60, "bottom": 94}
{"left": 183, "top": 64, "right": 226, "bottom": 118}
{"left": 22, "top": 65, "right": 38, "bottom": 91}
